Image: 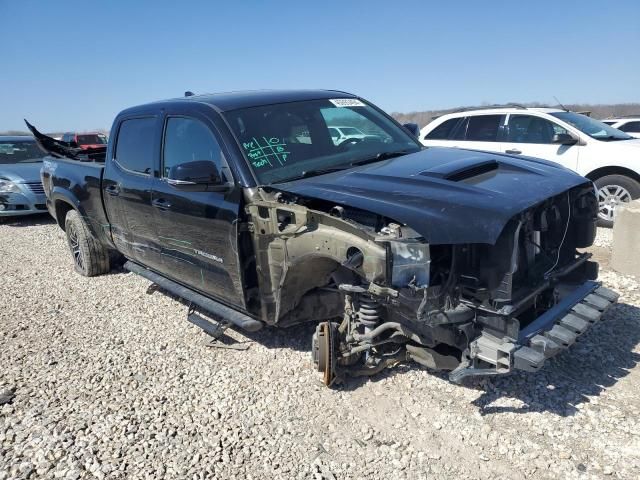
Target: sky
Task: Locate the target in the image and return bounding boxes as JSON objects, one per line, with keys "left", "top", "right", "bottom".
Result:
{"left": 1, "top": 0, "right": 639, "bottom": 132}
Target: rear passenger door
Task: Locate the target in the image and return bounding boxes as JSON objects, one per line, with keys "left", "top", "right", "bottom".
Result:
{"left": 503, "top": 114, "right": 579, "bottom": 170}
{"left": 103, "top": 115, "right": 163, "bottom": 271}
{"left": 452, "top": 114, "right": 506, "bottom": 153}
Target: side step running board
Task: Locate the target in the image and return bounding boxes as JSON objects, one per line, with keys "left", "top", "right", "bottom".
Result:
{"left": 124, "top": 261, "right": 263, "bottom": 332}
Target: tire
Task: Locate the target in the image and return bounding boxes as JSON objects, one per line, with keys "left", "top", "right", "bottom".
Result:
{"left": 594, "top": 174, "right": 640, "bottom": 228}
{"left": 64, "top": 210, "right": 110, "bottom": 276}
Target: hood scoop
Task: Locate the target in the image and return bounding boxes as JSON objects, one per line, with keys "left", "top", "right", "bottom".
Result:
{"left": 419, "top": 157, "right": 500, "bottom": 182}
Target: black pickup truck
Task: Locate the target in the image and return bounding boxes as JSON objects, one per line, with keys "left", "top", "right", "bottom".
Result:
{"left": 34, "top": 89, "right": 618, "bottom": 386}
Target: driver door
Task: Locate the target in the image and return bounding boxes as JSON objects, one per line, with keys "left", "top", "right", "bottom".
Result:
{"left": 151, "top": 112, "right": 245, "bottom": 308}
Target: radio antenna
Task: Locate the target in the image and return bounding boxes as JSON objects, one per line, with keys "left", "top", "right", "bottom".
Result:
{"left": 553, "top": 96, "right": 568, "bottom": 112}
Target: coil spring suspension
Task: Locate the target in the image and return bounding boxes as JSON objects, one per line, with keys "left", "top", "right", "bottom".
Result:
{"left": 358, "top": 296, "right": 381, "bottom": 329}
{"left": 357, "top": 296, "right": 382, "bottom": 363}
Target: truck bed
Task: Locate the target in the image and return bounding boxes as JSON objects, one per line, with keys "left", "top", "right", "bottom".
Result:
{"left": 41, "top": 155, "right": 110, "bottom": 244}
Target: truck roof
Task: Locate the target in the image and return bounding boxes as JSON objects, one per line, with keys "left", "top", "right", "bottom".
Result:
{"left": 122, "top": 89, "right": 358, "bottom": 115}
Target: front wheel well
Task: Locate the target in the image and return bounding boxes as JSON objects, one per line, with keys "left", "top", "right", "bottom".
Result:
{"left": 585, "top": 166, "right": 640, "bottom": 185}
{"left": 54, "top": 200, "right": 75, "bottom": 231}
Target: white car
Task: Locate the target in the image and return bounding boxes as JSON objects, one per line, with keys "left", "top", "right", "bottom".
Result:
{"left": 601, "top": 117, "right": 640, "bottom": 139}
{"left": 420, "top": 106, "right": 640, "bottom": 227}
{"left": 328, "top": 126, "right": 386, "bottom": 146}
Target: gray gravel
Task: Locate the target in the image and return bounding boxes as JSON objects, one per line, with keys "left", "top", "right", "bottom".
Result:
{"left": 1, "top": 215, "right": 640, "bottom": 479}
{"left": 594, "top": 228, "right": 614, "bottom": 249}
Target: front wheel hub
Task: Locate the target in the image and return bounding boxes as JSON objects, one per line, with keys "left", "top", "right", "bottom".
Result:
{"left": 311, "top": 322, "right": 338, "bottom": 386}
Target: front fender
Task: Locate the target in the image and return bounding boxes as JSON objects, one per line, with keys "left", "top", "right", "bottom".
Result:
{"left": 246, "top": 199, "right": 388, "bottom": 324}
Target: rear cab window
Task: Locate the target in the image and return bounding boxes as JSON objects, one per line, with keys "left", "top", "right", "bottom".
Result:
{"left": 77, "top": 134, "right": 107, "bottom": 145}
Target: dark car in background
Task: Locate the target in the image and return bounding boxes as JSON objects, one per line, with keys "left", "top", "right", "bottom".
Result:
{"left": 61, "top": 132, "right": 108, "bottom": 150}
{"left": 0, "top": 136, "right": 47, "bottom": 220}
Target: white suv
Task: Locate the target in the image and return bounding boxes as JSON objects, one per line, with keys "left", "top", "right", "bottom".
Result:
{"left": 420, "top": 106, "right": 640, "bottom": 227}
{"left": 601, "top": 116, "right": 640, "bottom": 139}
{"left": 327, "top": 126, "right": 388, "bottom": 145}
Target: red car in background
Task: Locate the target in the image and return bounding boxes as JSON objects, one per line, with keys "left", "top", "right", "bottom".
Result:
{"left": 61, "top": 132, "right": 108, "bottom": 150}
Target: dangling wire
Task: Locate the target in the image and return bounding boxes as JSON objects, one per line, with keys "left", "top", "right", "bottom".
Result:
{"left": 544, "top": 192, "right": 571, "bottom": 278}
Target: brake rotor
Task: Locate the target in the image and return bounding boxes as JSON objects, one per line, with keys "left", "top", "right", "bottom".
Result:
{"left": 312, "top": 322, "right": 337, "bottom": 386}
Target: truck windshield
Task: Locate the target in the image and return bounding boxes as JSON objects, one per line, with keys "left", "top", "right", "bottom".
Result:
{"left": 0, "top": 140, "right": 43, "bottom": 164}
{"left": 223, "top": 98, "right": 421, "bottom": 184}
{"left": 550, "top": 112, "right": 633, "bottom": 141}
{"left": 77, "top": 134, "right": 108, "bottom": 145}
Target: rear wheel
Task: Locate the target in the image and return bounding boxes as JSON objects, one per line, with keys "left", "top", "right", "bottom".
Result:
{"left": 64, "top": 210, "right": 110, "bottom": 276}
{"left": 594, "top": 175, "right": 640, "bottom": 228}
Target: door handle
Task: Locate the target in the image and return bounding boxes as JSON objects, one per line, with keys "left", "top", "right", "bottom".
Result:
{"left": 152, "top": 198, "right": 172, "bottom": 210}
{"left": 505, "top": 149, "right": 522, "bottom": 155}
{"left": 105, "top": 185, "right": 120, "bottom": 196}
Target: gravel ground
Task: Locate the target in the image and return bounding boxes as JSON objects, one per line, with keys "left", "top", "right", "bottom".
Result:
{"left": 1, "top": 216, "right": 639, "bottom": 480}
{"left": 593, "top": 228, "right": 614, "bottom": 249}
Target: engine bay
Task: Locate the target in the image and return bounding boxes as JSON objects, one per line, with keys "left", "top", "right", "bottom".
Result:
{"left": 241, "top": 181, "right": 613, "bottom": 385}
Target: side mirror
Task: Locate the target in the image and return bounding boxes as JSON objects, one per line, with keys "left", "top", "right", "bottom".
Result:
{"left": 552, "top": 133, "right": 579, "bottom": 145}
{"left": 402, "top": 123, "right": 420, "bottom": 137}
{"left": 167, "top": 160, "right": 226, "bottom": 191}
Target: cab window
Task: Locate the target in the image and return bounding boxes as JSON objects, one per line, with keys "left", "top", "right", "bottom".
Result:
{"left": 162, "top": 117, "right": 223, "bottom": 178}
{"left": 114, "top": 117, "right": 156, "bottom": 175}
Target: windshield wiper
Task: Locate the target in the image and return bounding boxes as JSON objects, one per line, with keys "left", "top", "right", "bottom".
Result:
{"left": 277, "top": 166, "right": 350, "bottom": 183}
{"left": 275, "top": 149, "right": 417, "bottom": 183}
{"left": 351, "top": 149, "right": 416, "bottom": 167}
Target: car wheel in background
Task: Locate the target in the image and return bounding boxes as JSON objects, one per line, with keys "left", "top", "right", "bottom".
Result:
{"left": 594, "top": 175, "right": 640, "bottom": 228}
{"left": 64, "top": 210, "right": 110, "bottom": 276}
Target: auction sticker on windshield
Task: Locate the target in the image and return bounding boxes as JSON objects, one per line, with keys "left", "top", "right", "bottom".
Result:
{"left": 329, "top": 99, "right": 366, "bottom": 108}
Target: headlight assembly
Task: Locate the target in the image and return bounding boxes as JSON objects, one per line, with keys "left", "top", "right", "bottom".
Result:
{"left": 0, "top": 179, "right": 21, "bottom": 194}
{"left": 390, "top": 240, "right": 430, "bottom": 288}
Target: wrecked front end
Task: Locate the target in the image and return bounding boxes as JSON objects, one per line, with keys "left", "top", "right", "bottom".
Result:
{"left": 243, "top": 181, "right": 617, "bottom": 386}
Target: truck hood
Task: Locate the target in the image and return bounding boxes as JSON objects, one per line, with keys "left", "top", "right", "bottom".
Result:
{"left": 273, "top": 147, "right": 590, "bottom": 245}
{"left": 0, "top": 162, "right": 44, "bottom": 183}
